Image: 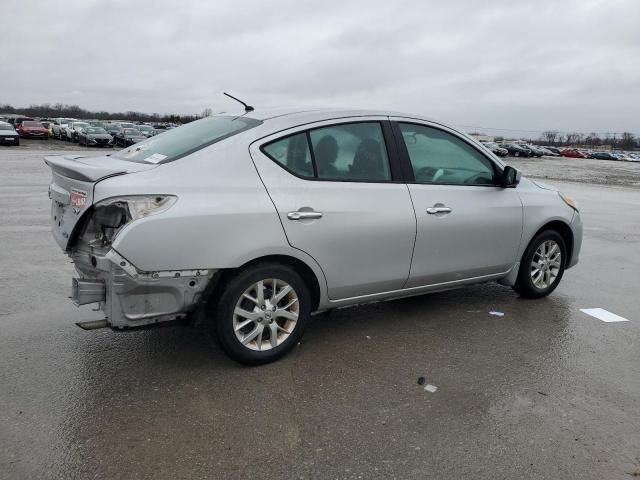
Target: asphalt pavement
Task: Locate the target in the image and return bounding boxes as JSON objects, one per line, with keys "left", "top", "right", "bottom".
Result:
{"left": 1, "top": 141, "right": 639, "bottom": 479}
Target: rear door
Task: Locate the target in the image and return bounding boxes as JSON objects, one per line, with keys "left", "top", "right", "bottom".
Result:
{"left": 391, "top": 119, "right": 523, "bottom": 287}
{"left": 250, "top": 118, "right": 416, "bottom": 300}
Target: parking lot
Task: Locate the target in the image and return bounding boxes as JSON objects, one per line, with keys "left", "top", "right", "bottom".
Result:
{"left": 1, "top": 140, "right": 640, "bottom": 479}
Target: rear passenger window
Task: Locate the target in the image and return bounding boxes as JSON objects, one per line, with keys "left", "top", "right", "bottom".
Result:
{"left": 309, "top": 123, "right": 391, "bottom": 181}
{"left": 261, "top": 122, "right": 392, "bottom": 182}
{"left": 262, "top": 132, "right": 313, "bottom": 177}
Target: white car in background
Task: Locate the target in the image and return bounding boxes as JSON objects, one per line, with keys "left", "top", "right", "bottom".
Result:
{"left": 65, "top": 121, "right": 90, "bottom": 142}
{"left": 52, "top": 118, "right": 76, "bottom": 139}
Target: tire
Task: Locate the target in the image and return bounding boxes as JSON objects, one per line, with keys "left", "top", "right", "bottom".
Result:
{"left": 514, "top": 230, "right": 566, "bottom": 299}
{"left": 212, "top": 263, "right": 311, "bottom": 365}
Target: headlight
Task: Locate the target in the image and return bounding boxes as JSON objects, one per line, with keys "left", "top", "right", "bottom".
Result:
{"left": 559, "top": 192, "right": 579, "bottom": 212}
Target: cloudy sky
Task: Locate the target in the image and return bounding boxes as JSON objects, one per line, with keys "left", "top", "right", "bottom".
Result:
{"left": 2, "top": 0, "right": 639, "bottom": 136}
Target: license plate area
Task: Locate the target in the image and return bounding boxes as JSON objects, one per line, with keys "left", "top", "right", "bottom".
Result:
{"left": 50, "top": 172, "right": 94, "bottom": 250}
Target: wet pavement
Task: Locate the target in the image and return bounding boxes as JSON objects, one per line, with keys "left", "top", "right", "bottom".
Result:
{"left": 1, "top": 143, "right": 639, "bottom": 479}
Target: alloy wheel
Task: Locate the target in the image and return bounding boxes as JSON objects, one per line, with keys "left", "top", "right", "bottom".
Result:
{"left": 530, "top": 240, "right": 562, "bottom": 289}
{"left": 233, "top": 279, "right": 299, "bottom": 351}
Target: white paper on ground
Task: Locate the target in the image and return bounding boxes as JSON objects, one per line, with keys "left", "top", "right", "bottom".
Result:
{"left": 424, "top": 384, "right": 438, "bottom": 393}
{"left": 580, "top": 308, "right": 629, "bottom": 323}
{"left": 489, "top": 311, "right": 505, "bottom": 317}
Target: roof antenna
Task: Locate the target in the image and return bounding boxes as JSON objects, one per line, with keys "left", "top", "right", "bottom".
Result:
{"left": 223, "top": 92, "right": 254, "bottom": 113}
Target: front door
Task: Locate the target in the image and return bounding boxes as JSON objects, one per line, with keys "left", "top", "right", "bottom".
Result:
{"left": 391, "top": 119, "right": 523, "bottom": 287}
{"left": 250, "top": 119, "right": 416, "bottom": 300}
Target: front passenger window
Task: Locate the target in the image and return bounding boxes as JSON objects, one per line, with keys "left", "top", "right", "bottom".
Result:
{"left": 399, "top": 123, "right": 496, "bottom": 185}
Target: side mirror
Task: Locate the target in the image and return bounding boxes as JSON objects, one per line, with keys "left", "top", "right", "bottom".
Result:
{"left": 501, "top": 166, "right": 521, "bottom": 187}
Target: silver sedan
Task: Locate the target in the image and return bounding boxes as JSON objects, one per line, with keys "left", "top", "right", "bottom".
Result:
{"left": 46, "top": 107, "right": 582, "bottom": 364}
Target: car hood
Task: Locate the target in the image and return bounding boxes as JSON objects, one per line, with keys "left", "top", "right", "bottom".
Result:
{"left": 87, "top": 134, "right": 112, "bottom": 139}
{"left": 44, "top": 154, "right": 157, "bottom": 182}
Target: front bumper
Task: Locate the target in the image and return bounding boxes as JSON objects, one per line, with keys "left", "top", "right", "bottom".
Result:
{"left": 567, "top": 210, "right": 583, "bottom": 269}
{"left": 71, "top": 246, "right": 214, "bottom": 328}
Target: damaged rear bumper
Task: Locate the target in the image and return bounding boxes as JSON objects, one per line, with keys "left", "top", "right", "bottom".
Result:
{"left": 71, "top": 247, "right": 214, "bottom": 329}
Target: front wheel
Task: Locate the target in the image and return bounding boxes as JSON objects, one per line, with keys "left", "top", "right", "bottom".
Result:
{"left": 514, "top": 230, "right": 566, "bottom": 298}
{"left": 212, "top": 263, "right": 311, "bottom": 365}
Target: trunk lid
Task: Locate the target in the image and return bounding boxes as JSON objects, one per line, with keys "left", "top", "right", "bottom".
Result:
{"left": 45, "top": 154, "right": 156, "bottom": 250}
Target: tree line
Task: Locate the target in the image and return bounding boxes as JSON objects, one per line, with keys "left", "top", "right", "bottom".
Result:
{"left": 0, "top": 102, "right": 210, "bottom": 124}
{"left": 480, "top": 130, "right": 637, "bottom": 150}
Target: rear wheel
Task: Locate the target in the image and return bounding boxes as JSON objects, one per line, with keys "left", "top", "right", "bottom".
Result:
{"left": 514, "top": 230, "right": 566, "bottom": 298}
{"left": 212, "top": 263, "right": 311, "bottom": 365}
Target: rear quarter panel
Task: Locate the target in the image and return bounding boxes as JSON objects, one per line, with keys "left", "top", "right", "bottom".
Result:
{"left": 98, "top": 136, "right": 326, "bottom": 291}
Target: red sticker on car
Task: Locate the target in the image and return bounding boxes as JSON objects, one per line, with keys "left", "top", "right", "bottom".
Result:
{"left": 70, "top": 189, "right": 87, "bottom": 209}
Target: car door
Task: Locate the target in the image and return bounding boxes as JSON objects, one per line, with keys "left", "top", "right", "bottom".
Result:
{"left": 250, "top": 118, "right": 416, "bottom": 300}
{"left": 391, "top": 119, "right": 523, "bottom": 288}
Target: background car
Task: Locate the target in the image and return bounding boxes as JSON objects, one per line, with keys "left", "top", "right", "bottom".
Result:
{"left": 481, "top": 141, "right": 509, "bottom": 157}
{"left": 560, "top": 149, "right": 588, "bottom": 158}
{"left": 16, "top": 121, "right": 49, "bottom": 139}
{"left": 66, "top": 121, "right": 90, "bottom": 142}
{"left": 523, "top": 145, "right": 544, "bottom": 157}
{"left": 590, "top": 151, "right": 618, "bottom": 160}
{"left": 113, "top": 127, "right": 146, "bottom": 146}
{"left": 499, "top": 143, "right": 531, "bottom": 157}
{"left": 103, "top": 123, "right": 121, "bottom": 137}
{"left": 0, "top": 121, "right": 20, "bottom": 146}
{"left": 7, "top": 116, "right": 34, "bottom": 127}
{"left": 135, "top": 124, "right": 156, "bottom": 137}
{"left": 52, "top": 118, "right": 73, "bottom": 139}
{"left": 538, "top": 147, "right": 559, "bottom": 156}
{"left": 77, "top": 127, "right": 114, "bottom": 147}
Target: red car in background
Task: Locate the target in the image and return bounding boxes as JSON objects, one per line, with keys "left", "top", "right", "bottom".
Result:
{"left": 16, "top": 121, "right": 49, "bottom": 139}
{"left": 560, "top": 148, "right": 588, "bottom": 158}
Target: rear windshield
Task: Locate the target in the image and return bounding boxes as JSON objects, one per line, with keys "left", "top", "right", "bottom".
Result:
{"left": 113, "top": 115, "right": 262, "bottom": 164}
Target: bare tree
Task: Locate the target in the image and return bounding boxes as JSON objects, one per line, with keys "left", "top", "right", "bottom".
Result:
{"left": 621, "top": 132, "right": 636, "bottom": 150}
{"left": 542, "top": 130, "right": 559, "bottom": 145}
{"left": 201, "top": 108, "right": 213, "bottom": 118}
{"left": 564, "top": 133, "right": 580, "bottom": 146}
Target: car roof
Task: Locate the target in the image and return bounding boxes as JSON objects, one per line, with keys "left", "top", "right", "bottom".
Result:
{"left": 242, "top": 106, "right": 435, "bottom": 123}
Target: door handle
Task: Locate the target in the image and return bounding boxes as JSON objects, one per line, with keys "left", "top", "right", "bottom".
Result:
{"left": 426, "top": 206, "right": 452, "bottom": 215}
{"left": 287, "top": 211, "right": 323, "bottom": 220}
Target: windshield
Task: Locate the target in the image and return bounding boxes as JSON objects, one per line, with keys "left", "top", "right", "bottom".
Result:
{"left": 114, "top": 115, "right": 262, "bottom": 164}
{"left": 23, "top": 121, "right": 43, "bottom": 127}
{"left": 124, "top": 129, "right": 141, "bottom": 136}
{"left": 137, "top": 125, "right": 153, "bottom": 131}
{"left": 86, "top": 128, "right": 107, "bottom": 134}
{"left": 0, "top": 124, "right": 14, "bottom": 131}
{"left": 120, "top": 123, "right": 134, "bottom": 128}
{"left": 73, "top": 123, "right": 89, "bottom": 128}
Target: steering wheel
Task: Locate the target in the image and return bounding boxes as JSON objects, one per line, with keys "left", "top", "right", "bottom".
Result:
{"left": 464, "top": 172, "right": 490, "bottom": 185}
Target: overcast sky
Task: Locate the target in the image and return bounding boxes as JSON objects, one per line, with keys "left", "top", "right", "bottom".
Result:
{"left": 1, "top": 0, "right": 639, "bottom": 135}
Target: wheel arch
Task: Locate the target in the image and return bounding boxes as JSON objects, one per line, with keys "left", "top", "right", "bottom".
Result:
{"left": 528, "top": 220, "right": 574, "bottom": 265}
{"left": 204, "top": 254, "right": 324, "bottom": 313}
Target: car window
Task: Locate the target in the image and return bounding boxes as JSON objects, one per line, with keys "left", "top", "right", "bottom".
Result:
{"left": 262, "top": 132, "right": 314, "bottom": 177}
{"left": 309, "top": 122, "right": 391, "bottom": 181}
{"left": 114, "top": 115, "right": 261, "bottom": 164}
{"left": 399, "top": 123, "right": 496, "bottom": 185}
